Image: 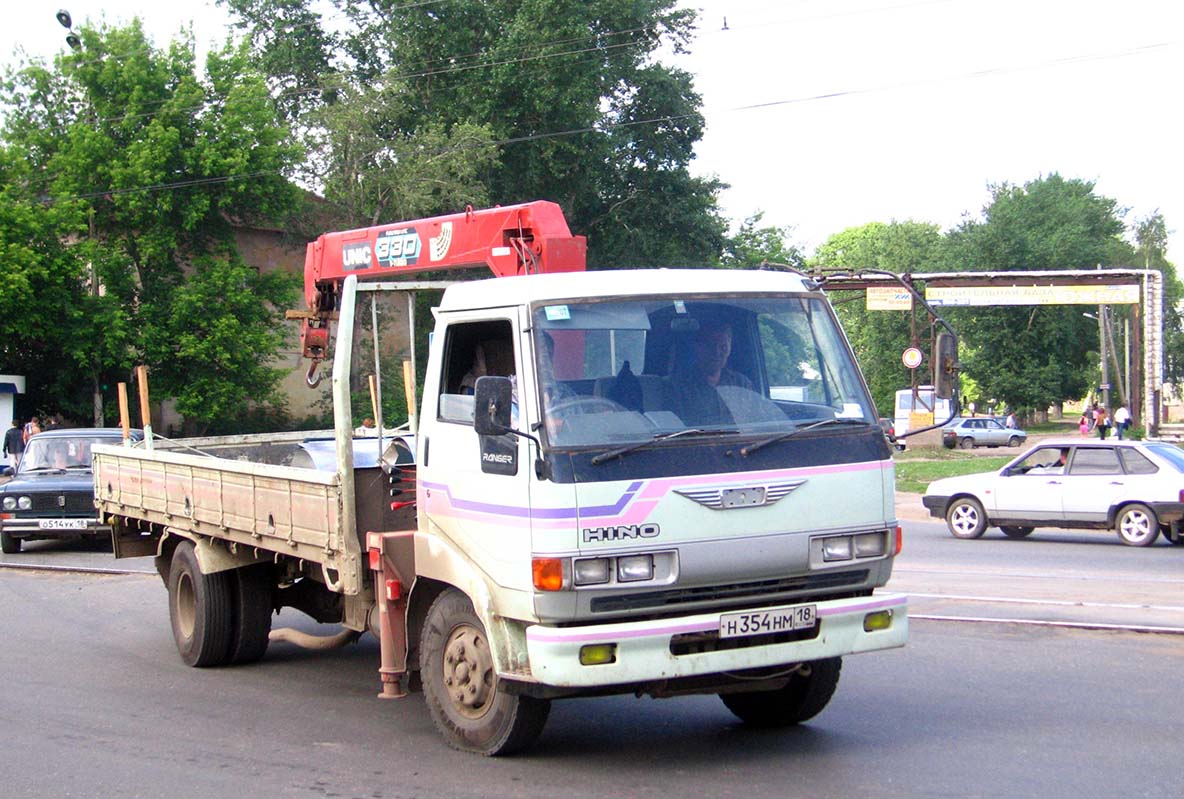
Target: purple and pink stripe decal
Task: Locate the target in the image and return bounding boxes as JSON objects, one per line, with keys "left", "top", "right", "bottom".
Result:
{"left": 421, "top": 460, "right": 885, "bottom": 530}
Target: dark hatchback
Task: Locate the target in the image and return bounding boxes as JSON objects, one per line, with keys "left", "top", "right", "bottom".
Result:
{"left": 0, "top": 428, "right": 139, "bottom": 554}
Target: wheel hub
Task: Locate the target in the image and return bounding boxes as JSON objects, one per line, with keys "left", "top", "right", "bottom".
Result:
{"left": 443, "top": 624, "right": 494, "bottom": 718}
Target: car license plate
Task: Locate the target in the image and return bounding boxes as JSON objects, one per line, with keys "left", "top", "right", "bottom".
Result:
{"left": 719, "top": 604, "right": 817, "bottom": 639}
{"left": 38, "top": 518, "right": 89, "bottom": 530}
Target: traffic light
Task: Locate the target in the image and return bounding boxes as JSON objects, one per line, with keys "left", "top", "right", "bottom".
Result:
{"left": 934, "top": 332, "right": 958, "bottom": 400}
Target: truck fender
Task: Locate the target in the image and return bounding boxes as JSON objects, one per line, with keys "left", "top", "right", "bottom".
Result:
{"left": 157, "top": 529, "right": 270, "bottom": 575}
{"left": 412, "top": 528, "right": 533, "bottom": 681}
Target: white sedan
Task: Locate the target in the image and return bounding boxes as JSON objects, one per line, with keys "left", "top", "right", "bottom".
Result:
{"left": 922, "top": 438, "right": 1184, "bottom": 546}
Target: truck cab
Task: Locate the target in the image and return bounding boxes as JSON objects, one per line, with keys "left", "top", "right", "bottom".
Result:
{"left": 408, "top": 268, "right": 904, "bottom": 730}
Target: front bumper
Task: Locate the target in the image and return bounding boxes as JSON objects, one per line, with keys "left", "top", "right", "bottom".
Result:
{"left": 922, "top": 495, "right": 948, "bottom": 518}
{"left": 522, "top": 593, "right": 907, "bottom": 688}
{"left": 0, "top": 516, "right": 109, "bottom": 538}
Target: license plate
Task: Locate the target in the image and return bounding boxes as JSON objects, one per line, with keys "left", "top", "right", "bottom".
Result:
{"left": 38, "top": 518, "right": 89, "bottom": 530}
{"left": 719, "top": 605, "right": 817, "bottom": 639}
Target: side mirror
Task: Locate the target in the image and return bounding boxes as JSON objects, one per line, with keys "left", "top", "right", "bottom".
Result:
{"left": 934, "top": 332, "right": 958, "bottom": 400}
{"left": 1, "top": 466, "right": 12, "bottom": 477}
{"left": 473, "top": 375, "right": 513, "bottom": 436}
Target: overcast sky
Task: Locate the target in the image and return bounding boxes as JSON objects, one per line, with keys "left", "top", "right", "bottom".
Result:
{"left": 4, "top": 0, "right": 1181, "bottom": 261}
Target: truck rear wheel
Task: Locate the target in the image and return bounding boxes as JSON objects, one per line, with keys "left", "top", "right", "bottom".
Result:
{"left": 420, "top": 589, "right": 550, "bottom": 755}
{"left": 168, "top": 541, "right": 234, "bottom": 667}
{"left": 720, "top": 657, "right": 842, "bottom": 727}
{"left": 229, "top": 564, "right": 274, "bottom": 664}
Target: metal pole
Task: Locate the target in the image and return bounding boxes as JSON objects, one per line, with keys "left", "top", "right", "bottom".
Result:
{"left": 1124, "top": 317, "right": 1131, "bottom": 408}
{"left": 1098, "top": 304, "right": 1109, "bottom": 411}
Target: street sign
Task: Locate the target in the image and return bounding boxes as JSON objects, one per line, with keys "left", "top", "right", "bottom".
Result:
{"left": 902, "top": 347, "right": 924, "bottom": 369}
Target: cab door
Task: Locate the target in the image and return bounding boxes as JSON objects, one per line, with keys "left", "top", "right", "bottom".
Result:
{"left": 417, "top": 310, "right": 536, "bottom": 592}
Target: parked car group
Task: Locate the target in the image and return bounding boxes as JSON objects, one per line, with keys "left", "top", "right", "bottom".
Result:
{"left": 941, "top": 416, "right": 1027, "bottom": 449}
{"left": 922, "top": 438, "right": 1184, "bottom": 547}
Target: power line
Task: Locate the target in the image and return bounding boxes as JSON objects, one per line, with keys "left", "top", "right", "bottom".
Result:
{"left": 34, "top": 36, "right": 1179, "bottom": 208}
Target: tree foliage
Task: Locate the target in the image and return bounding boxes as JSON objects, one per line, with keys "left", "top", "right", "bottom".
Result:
{"left": 941, "top": 175, "right": 1128, "bottom": 412}
{"left": 719, "top": 212, "right": 805, "bottom": 269}
{"left": 812, "top": 221, "right": 947, "bottom": 417}
{"left": 222, "top": 0, "right": 728, "bottom": 264}
{"left": 0, "top": 21, "right": 301, "bottom": 428}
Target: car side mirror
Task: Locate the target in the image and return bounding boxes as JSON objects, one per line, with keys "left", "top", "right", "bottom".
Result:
{"left": 473, "top": 375, "right": 513, "bottom": 436}
{"left": 1, "top": 466, "right": 12, "bottom": 477}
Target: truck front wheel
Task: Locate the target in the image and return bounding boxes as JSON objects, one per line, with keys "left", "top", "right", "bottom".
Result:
{"left": 168, "top": 541, "right": 234, "bottom": 667}
{"left": 720, "top": 657, "right": 842, "bottom": 727}
{"left": 420, "top": 589, "right": 550, "bottom": 755}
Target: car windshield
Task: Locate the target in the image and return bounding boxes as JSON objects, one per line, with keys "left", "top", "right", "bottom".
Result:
{"left": 532, "top": 294, "right": 876, "bottom": 448}
{"left": 19, "top": 436, "right": 110, "bottom": 472}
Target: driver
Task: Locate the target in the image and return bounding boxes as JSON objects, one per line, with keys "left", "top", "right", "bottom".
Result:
{"left": 666, "top": 319, "right": 753, "bottom": 425}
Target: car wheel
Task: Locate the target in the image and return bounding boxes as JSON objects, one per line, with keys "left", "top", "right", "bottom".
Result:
{"left": 0, "top": 530, "right": 21, "bottom": 554}
{"left": 1007, "top": 436, "right": 1022, "bottom": 448}
{"left": 946, "top": 497, "right": 987, "bottom": 539}
{"left": 1115, "top": 504, "right": 1160, "bottom": 547}
{"left": 421, "top": 589, "right": 551, "bottom": 755}
{"left": 958, "top": 437, "right": 975, "bottom": 450}
{"left": 999, "top": 525, "right": 1034, "bottom": 539}
{"left": 1162, "top": 525, "right": 1184, "bottom": 545}
{"left": 720, "top": 657, "right": 842, "bottom": 727}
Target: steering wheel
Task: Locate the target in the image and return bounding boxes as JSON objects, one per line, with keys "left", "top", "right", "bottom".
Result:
{"left": 547, "top": 396, "right": 627, "bottom": 416}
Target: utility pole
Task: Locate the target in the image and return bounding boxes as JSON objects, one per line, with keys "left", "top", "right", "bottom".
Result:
{"left": 1097, "top": 305, "right": 1109, "bottom": 411}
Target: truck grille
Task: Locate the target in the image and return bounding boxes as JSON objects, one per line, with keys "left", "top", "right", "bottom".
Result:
{"left": 589, "top": 569, "right": 870, "bottom": 614}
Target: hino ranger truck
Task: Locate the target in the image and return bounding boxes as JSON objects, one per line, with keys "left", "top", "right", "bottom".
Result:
{"left": 94, "top": 201, "right": 920, "bottom": 754}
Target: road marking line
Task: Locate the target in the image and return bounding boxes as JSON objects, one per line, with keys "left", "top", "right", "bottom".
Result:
{"left": 0, "top": 562, "right": 155, "bottom": 576}
{"left": 908, "top": 591, "right": 1184, "bottom": 613}
{"left": 912, "top": 614, "right": 1184, "bottom": 635}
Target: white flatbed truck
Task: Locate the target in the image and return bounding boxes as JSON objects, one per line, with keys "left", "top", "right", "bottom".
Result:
{"left": 95, "top": 202, "right": 916, "bottom": 754}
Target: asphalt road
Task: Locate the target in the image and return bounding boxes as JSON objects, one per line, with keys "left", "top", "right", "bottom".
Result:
{"left": 1, "top": 564, "right": 1181, "bottom": 799}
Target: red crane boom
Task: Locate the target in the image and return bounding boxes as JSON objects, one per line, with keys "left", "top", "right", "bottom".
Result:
{"left": 293, "top": 201, "right": 586, "bottom": 381}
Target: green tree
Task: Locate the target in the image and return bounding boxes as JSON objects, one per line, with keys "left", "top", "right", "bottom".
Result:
{"left": 720, "top": 212, "right": 805, "bottom": 269}
{"left": 223, "top": 0, "right": 728, "bottom": 265}
{"left": 0, "top": 21, "right": 300, "bottom": 430}
{"left": 941, "top": 174, "right": 1127, "bottom": 413}
{"left": 812, "top": 221, "right": 947, "bottom": 417}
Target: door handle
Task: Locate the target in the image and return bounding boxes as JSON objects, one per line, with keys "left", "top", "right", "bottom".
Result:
{"left": 1046, "top": 480, "right": 1061, "bottom": 485}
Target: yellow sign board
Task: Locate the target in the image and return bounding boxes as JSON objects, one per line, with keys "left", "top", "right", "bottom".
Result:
{"left": 925, "top": 284, "right": 1140, "bottom": 307}
{"left": 867, "top": 286, "right": 913, "bottom": 311}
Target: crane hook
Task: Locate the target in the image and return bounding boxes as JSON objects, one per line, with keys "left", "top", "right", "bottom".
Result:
{"left": 306, "top": 359, "right": 323, "bottom": 389}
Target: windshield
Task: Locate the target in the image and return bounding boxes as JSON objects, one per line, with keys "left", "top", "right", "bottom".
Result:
{"left": 532, "top": 294, "right": 875, "bottom": 448}
{"left": 19, "top": 436, "right": 112, "bottom": 472}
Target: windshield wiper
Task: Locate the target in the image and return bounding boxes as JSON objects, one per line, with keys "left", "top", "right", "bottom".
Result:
{"left": 740, "top": 418, "right": 872, "bottom": 457}
{"left": 590, "top": 427, "right": 736, "bottom": 466}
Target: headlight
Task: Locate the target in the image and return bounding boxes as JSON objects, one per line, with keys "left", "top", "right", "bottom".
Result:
{"left": 617, "top": 554, "right": 654, "bottom": 582}
{"left": 573, "top": 558, "right": 611, "bottom": 585}
{"left": 17, "top": 496, "right": 32, "bottom": 510}
{"left": 821, "top": 536, "right": 853, "bottom": 562}
{"left": 854, "top": 531, "right": 887, "bottom": 558}
{"left": 2, "top": 496, "right": 14, "bottom": 510}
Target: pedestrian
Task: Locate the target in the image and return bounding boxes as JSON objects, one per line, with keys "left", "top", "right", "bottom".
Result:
{"left": 1097, "top": 407, "right": 1110, "bottom": 439}
{"left": 1114, "top": 403, "right": 1131, "bottom": 440}
{"left": 21, "top": 415, "right": 40, "bottom": 445}
{"left": 3, "top": 419, "right": 24, "bottom": 470}
{"left": 1004, "top": 411, "right": 1016, "bottom": 429}
{"left": 1077, "top": 411, "right": 1090, "bottom": 437}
